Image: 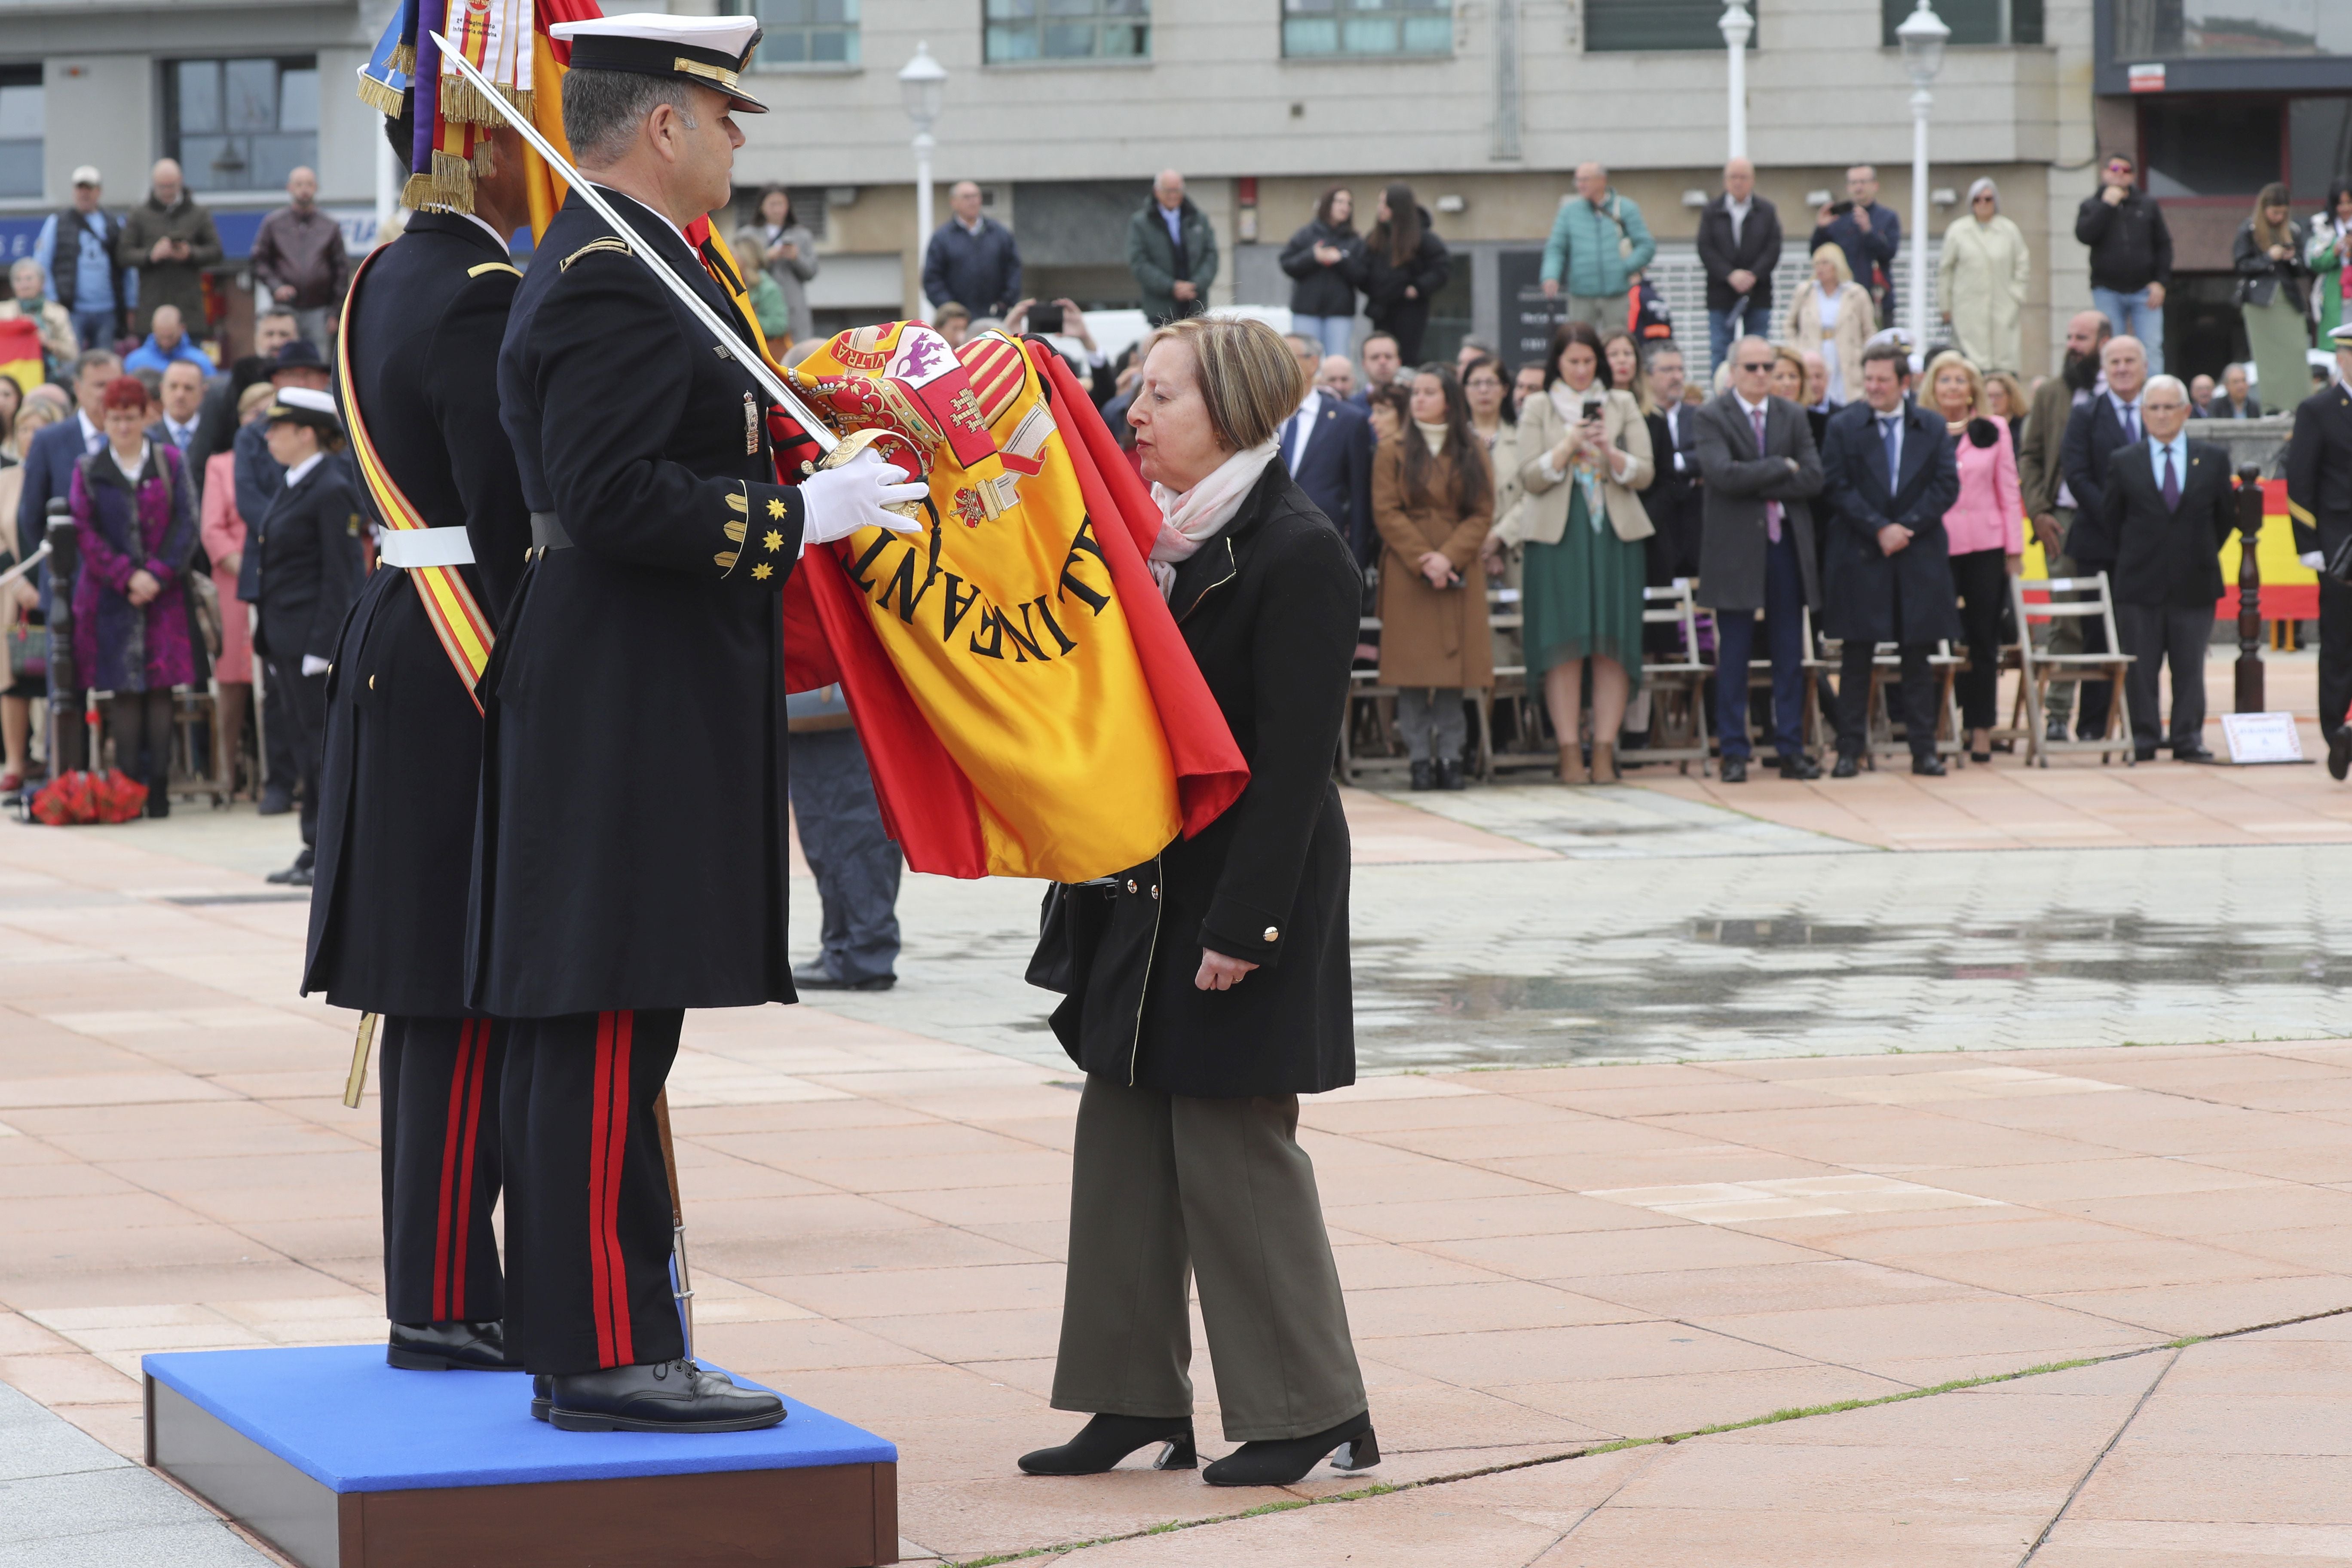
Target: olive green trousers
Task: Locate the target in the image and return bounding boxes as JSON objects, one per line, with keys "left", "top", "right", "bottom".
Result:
{"left": 1049, "top": 1074, "right": 1367, "bottom": 1442}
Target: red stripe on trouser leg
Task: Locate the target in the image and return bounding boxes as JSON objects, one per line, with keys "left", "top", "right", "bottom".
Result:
{"left": 449, "top": 1020, "right": 491, "bottom": 1321}
{"left": 431, "top": 1020, "right": 476, "bottom": 1322}
{"left": 603, "top": 1011, "right": 636, "bottom": 1363}
{"left": 586, "top": 1012, "right": 617, "bottom": 1367}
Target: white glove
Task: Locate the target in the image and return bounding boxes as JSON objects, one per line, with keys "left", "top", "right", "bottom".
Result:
{"left": 2301, "top": 551, "right": 2327, "bottom": 570}
{"left": 300, "top": 654, "right": 331, "bottom": 677}
{"left": 796, "top": 448, "right": 928, "bottom": 550}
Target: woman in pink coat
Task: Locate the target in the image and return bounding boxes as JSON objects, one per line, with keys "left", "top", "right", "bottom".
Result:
{"left": 199, "top": 383, "right": 273, "bottom": 798}
{"left": 1925, "top": 352, "right": 2023, "bottom": 765}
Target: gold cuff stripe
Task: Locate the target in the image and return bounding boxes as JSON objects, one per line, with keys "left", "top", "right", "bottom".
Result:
{"left": 726, "top": 492, "right": 749, "bottom": 514}
{"left": 724, "top": 520, "right": 747, "bottom": 542}
{"left": 561, "top": 236, "right": 633, "bottom": 270}
{"left": 467, "top": 261, "right": 524, "bottom": 279}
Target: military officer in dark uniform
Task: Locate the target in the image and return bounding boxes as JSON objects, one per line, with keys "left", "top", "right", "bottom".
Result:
{"left": 299, "top": 100, "right": 536, "bottom": 1375}
{"left": 482, "top": 12, "right": 923, "bottom": 1433}
{"left": 2291, "top": 322, "right": 2352, "bottom": 780}
{"left": 251, "top": 387, "right": 365, "bottom": 883}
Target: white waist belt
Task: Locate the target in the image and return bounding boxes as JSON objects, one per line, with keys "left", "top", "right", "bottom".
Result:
{"left": 376, "top": 527, "right": 476, "bottom": 569}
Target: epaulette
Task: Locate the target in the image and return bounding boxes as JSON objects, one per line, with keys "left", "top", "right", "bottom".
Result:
{"left": 560, "top": 236, "right": 632, "bottom": 271}
{"left": 468, "top": 261, "right": 524, "bottom": 279}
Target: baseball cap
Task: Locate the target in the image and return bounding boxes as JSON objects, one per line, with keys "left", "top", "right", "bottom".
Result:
{"left": 70, "top": 166, "right": 100, "bottom": 187}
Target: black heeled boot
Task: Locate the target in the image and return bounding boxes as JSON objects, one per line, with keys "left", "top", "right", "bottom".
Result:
{"left": 1201, "top": 1410, "right": 1378, "bottom": 1487}
{"left": 1017, "top": 1413, "right": 1197, "bottom": 1476}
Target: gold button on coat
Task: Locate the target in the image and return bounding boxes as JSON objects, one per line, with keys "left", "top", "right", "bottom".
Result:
{"left": 1263, "top": 926, "right": 1279, "bottom": 942}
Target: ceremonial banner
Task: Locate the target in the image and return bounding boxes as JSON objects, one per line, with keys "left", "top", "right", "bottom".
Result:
{"left": 783, "top": 325, "right": 1248, "bottom": 883}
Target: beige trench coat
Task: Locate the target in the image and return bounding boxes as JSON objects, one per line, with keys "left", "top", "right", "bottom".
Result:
{"left": 1939, "top": 213, "right": 2030, "bottom": 374}
{"left": 1497, "top": 386, "right": 1654, "bottom": 547}
{"left": 1372, "top": 435, "right": 1495, "bottom": 690}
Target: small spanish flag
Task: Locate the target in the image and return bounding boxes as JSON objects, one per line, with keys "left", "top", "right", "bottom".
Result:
{"left": 0, "top": 317, "right": 42, "bottom": 397}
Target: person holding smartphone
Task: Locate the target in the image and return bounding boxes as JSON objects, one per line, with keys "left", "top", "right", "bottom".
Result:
{"left": 1481, "top": 321, "right": 1654, "bottom": 784}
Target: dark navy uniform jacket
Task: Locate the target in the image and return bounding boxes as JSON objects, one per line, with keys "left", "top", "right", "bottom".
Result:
{"left": 251, "top": 457, "right": 364, "bottom": 668}
{"left": 2289, "top": 379, "right": 2352, "bottom": 559}
{"left": 302, "top": 212, "right": 532, "bottom": 1017}
{"left": 470, "top": 187, "right": 809, "bottom": 1018}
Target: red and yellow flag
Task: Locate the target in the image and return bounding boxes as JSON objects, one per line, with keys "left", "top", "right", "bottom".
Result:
{"left": 781, "top": 326, "right": 1247, "bottom": 883}
{"left": 0, "top": 318, "right": 42, "bottom": 397}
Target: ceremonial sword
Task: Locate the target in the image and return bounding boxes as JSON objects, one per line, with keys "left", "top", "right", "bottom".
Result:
{"left": 430, "top": 33, "right": 919, "bottom": 511}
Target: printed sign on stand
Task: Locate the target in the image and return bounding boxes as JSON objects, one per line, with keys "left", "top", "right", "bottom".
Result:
{"left": 2220, "top": 712, "right": 2307, "bottom": 765}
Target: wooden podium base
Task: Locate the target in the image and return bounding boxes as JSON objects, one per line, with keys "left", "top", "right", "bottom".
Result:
{"left": 144, "top": 1347, "right": 897, "bottom": 1568}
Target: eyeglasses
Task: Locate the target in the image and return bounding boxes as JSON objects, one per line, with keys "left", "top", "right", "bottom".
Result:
{"left": 1736, "top": 360, "right": 1774, "bottom": 373}
{"left": 1972, "top": 195, "right": 1995, "bottom": 204}
{"left": 2107, "top": 162, "right": 2133, "bottom": 174}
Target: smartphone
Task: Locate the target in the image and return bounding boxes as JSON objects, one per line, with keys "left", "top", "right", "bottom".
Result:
{"left": 1828, "top": 198, "right": 1856, "bottom": 216}
{"left": 1026, "top": 302, "right": 1067, "bottom": 337}
{"left": 1581, "top": 394, "right": 1605, "bottom": 422}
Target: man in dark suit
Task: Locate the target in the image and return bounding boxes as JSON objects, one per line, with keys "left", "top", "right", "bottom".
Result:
{"left": 17, "top": 348, "right": 119, "bottom": 566}
{"left": 1282, "top": 332, "right": 1374, "bottom": 560}
{"left": 299, "top": 97, "right": 538, "bottom": 1377}
{"left": 2215, "top": 362, "right": 2263, "bottom": 420}
{"left": 1818, "top": 342, "right": 1963, "bottom": 776}
{"left": 1346, "top": 332, "right": 1401, "bottom": 410}
{"left": 2055, "top": 333, "right": 2149, "bottom": 741}
{"left": 1697, "top": 158, "right": 1781, "bottom": 370}
{"left": 2287, "top": 323, "right": 2352, "bottom": 777}
{"left": 1639, "top": 342, "right": 1703, "bottom": 581}
{"left": 2088, "top": 374, "right": 2236, "bottom": 760}
{"left": 1692, "top": 334, "right": 1825, "bottom": 781}
{"left": 487, "top": 12, "right": 921, "bottom": 1432}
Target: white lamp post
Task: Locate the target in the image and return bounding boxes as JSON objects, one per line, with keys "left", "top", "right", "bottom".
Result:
{"left": 1896, "top": 0, "right": 1949, "bottom": 358}
{"left": 898, "top": 42, "right": 948, "bottom": 266}
{"left": 1718, "top": 2, "right": 1752, "bottom": 161}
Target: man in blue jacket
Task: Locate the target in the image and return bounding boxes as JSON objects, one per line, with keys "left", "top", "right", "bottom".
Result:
{"left": 921, "top": 181, "right": 1021, "bottom": 318}
{"left": 1810, "top": 165, "right": 1902, "bottom": 330}
{"left": 1540, "top": 163, "right": 1655, "bottom": 330}
{"left": 1282, "top": 332, "right": 1374, "bottom": 560}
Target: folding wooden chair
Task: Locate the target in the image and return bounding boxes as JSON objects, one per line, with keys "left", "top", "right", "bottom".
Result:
{"left": 2009, "top": 571, "right": 2135, "bottom": 766}
{"left": 1636, "top": 580, "right": 1712, "bottom": 772}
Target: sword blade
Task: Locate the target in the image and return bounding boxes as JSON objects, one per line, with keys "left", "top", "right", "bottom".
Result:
{"left": 426, "top": 34, "right": 838, "bottom": 453}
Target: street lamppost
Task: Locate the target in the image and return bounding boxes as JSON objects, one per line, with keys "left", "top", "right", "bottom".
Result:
{"left": 898, "top": 41, "right": 947, "bottom": 270}
{"left": 1718, "top": 1, "right": 1752, "bottom": 161}
{"left": 1896, "top": 0, "right": 1949, "bottom": 358}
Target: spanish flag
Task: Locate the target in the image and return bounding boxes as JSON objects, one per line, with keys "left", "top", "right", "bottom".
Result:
{"left": 781, "top": 325, "right": 1248, "bottom": 884}
{"left": 0, "top": 317, "right": 42, "bottom": 397}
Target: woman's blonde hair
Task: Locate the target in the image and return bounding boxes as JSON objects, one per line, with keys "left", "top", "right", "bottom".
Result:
{"left": 11, "top": 397, "right": 58, "bottom": 439}
{"left": 1772, "top": 343, "right": 1807, "bottom": 386}
{"left": 1810, "top": 244, "right": 1854, "bottom": 287}
{"left": 236, "top": 382, "right": 277, "bottom": 420}
{"left": 1144, "top": 315, "right": 1306, "bottom": 453}
{"left": 1923, "top": 349, "right": 1985, "bottom": 417}
{"left": 2253, "top": 181, "right": 2293, "bottom": 251}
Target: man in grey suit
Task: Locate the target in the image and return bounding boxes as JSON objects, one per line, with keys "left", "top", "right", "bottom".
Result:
{"left": 1692, "top": 336, "right": 1826, "bottom": 781}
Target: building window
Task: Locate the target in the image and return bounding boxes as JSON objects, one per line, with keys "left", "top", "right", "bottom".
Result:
{"left": 2291, "top": 98, "right": 2352, "bottom": 202}
{"left": 1586, "top": 0, "right": 1755, "bottom": 52}
{"left": 2143, "top": 96, "right": 2282, "bottom": 197}
{"left": 738, "top": 0, "right": 861, "bottom": 68}
{"left": 0, "top": 67, "right": 40, "bottom": 201}
{"left": 2113, "top": 0, "right": 2341, "bottom": 60}
{"left": 1283, "top": 0, "right": 1452, "bottom": 58}
{"left": 1880, "top": 0, "right": 2040, "bottom": 46}
{"left": 986, "top": 0, "right": 1150, "bottom": 63}
{"left": 165, "top": 58, "right": 317, "bottom": 194}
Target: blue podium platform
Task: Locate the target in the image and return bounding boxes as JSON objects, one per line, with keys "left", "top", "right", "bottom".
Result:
{"left": 142, "top": 1345, "right": 898, "bottom": 1568}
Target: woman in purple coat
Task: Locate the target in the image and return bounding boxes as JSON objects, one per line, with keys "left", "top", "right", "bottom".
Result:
{"left": 71, "top": 374, "right": 200, "bottom": 814}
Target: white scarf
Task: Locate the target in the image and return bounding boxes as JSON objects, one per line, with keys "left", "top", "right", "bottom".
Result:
{"left": 1147, "top": 437, "right": 1280, "bottom": 600}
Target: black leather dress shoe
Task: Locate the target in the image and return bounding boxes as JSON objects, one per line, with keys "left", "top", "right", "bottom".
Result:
{"left": 1017, "top": 1413, "right": 1196, "bottom": 1476}
{"left": 1408, "top": 760, "right": 1436, "bottom": 791}
{"left": 1718, "top": 756, "right": 1748, "bottom": 783}
{"left": 2134, "top": 746, "right": 2159, "bottom": 763}
{"left": 1202, "top": 1411, "right": 1380, "bottom": 1487}
{"left": 1437, "top": 757, "right": 1466, "bottom": 790}
{"left": 1831, "top": 754, "right": 1860, "bottom": 779}
{"left": 1775, "top": 753, "right": 1821, "bottom": 781}
{"left": 791, "top": 962, "right": 895, "bottom": 992}
{"left": 534, "top": 1365, "right": 735, "bottom": 1420}
{"left": 2332, "top": 728, "right": 2352, "bottom": 781}
{"left": 1911, "top": 755, "right": 1948, "bottom": 777}
{"left": 388, "top": 1320, "right": 519, "bottom": 1372}
{"left": 2172, "top": 742, "right": 2216, "bottom": 763}
{"left": 548, "top": 1360, "right": 783, "bottom": 1433}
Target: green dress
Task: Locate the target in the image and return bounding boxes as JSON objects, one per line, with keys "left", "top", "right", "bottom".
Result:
{"left": 1520, "top": 477, "right": 1645, "bottom": 685}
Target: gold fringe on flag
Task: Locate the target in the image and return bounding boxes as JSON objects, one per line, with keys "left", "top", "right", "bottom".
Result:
{"left": 436, "top": 77, "right": 537, "bottom": 127}
{"left": 390, "top": 42, "right": 417, "bottom": 75}
{"left": 354, "top": 66, "right": 407, "bottom": 117}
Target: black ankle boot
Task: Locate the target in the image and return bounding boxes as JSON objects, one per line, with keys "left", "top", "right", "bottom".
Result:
{"left": 1017, "top": 1413, "right": 1196, "bottom": 1476}
{"left": 1201, "top": 1411, "right": 1378, "bottom": 1487}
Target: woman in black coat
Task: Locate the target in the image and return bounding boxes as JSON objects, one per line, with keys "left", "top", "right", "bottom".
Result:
{"left": 1352, "top": 183, "right": 1450, "bottom": 364}
{"left": 1023, "top": 315, "right": 1374, "bottom": 1490}
{"left": 1279, "top": 184, "right": 1364, "bottom": 359}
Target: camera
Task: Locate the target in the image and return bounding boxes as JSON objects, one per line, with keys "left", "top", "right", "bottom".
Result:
{"left": 1026, "top": 302, "right": 1068, "bottom": 337}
